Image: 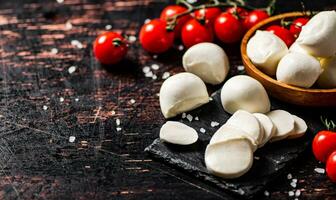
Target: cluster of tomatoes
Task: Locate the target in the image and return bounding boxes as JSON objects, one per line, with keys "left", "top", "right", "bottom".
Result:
{"left": 313, "top": 129, "right": 336, "bottom": 182}
{"left": 139, "top": 5, "right": 271, "bottom": 54}
{"left": 265, "top": 17, "right": 309, "bottom": 47}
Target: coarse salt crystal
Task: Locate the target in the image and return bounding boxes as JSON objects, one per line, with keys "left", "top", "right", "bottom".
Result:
{"left": 111, "top": 110, "right": 116, "bottom": 115}
{"left": 295, "top": 190, "right": 301, "bottom": 197}
{"left": 71, "top": 40, "right": 83, "bottom": 49}
{"left": 116, "top": 127, "right": 122, "bottom": 132}
{"left": 194, "top": 116, "right": 199, "bottom": 121}
{"left": 75, "top": 98, "right": 79, "bottom": 102}
{"left": 290, "top": 182, "right": 297, "bottom": 188}
{"left": 43, "top": 105, "right": 48, "bottom": 110}
{"left": 105, "top": 24, "right": 112, "bottom": 30}
{"left": 69, "top": 136, "right": 76, "bottom": 143}
{"left": 142, "top": 66, "right": 150, "bottom": 73}
{"left": 186, "top": 114, "right": 193, "bottom": 122}
{"left": 210, "top": 121, "right": 219, "bottom": 127}
{"left": 178, "top": 45, "right": 184, "bottom": 51}
{"left": 51, "top": 48, "right": 58, "bottom": 54}
{"left": 68, "top": 66, "right": 77, "bottom": 74}
{"left": 128, "top": 35, "right": 136, "bottom": 43}
{"left": 116, "top": 119, "right": 121, "bottom": 126}
{"left": 162, "top": 72, "right": 170, "bottom": 79}
{"left": 200, "top": 128, "right": 206, "bottom": 133}
{"left": 264, "top": 190, "right": 270, "bottom": 196}
{"left": 152, "top": 74, "right": 157, "bottom": 80}
{"left": 144, "top": 19, "right": 151, "bottom": 24}
{"left": 56, "top": 0, "right": 64, "bottom": 3}
{"left": 151, "top": 64, "right": 160, "bottom": 70}
{"left": 237, "top": 65, "right": 245, "bottom": 71}
{"left": 130, "top": 99, "right": 136, "bottom": 104}
{"left": 65, "top": 21, "right": 73, "bottom": 30}
{"left": 145, "top": 71, "right": 154, "bottom": 78}
{"left": 254, "top": 156, "right": 260, "bottom": 160}
{"left": 292, "top": 178, "right": 297, "bottom": 183}
{"left": 288, "top": 191, "right": 294, "bottom": 196}
{"left": 182, "top": 113, "right": 186, "bottom": 118}
{"left": 314, "top": 168, "right": 325, "bottom": 174}
{"left": 153, "top": 55, "right": 158, "bottom": 59}
{"left": 59, "top": 97, "right": 64, "bottom": 102}
{"left": 287, "top": 173, "right": 292, "bottom": 179}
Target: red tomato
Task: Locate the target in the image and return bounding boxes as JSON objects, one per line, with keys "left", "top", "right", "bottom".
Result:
{"left": 160, "top": 5, "right": 191, "bottom": 38}
{"left": 93, "top": 32, "right": 128, "bottom": 65}
{"left": 214, "top": 12, "right": 244, "bottom": 43}
{"left": 139, "top": 19, "right": 175, "bottom": 54}
{"left": 181, "top": 18, "right": 214, "bottom": 48}
{"left": 266, "top": 25, "right": 295, "bottom": 47}
{"left": 326, "top": 151, "right": 336, "bottom": 182}
{"left": 312, "top": 131, "right": 336, "bottom": 163}
{"left": 243, "top": 10, "right": 269, "bottom": 30}
{"left": 194, "top": 7, "right": 222, "bottom": 24}
{"left": 289, "top": 17, "right": 309, "bottom": 37}
{"left": 226, "top": 7, "right": 249, "bottom": 19}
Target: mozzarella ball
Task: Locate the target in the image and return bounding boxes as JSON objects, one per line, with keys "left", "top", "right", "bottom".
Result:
{"left": 221, "top": 75, "right": 271, "bottom": 114}
{"left": 296, "top": 11, "right": 336, "bottom": 57}
{"left": 160, "top": 121, "right": 198, "bottom": 145}
{"left": 317, "top": 56, "right": 336, "bottom": 88}
{"left": 276, "top": 52, "right": 322, "bottom": 88}
{"left": 182, "top": 43, "right": 230, "bottom": 85}
{"left": 159, "top": 72, "right": 209, "bottom": 118}
{"left": 247, "top": 30, "right": 288, "bottom": 76}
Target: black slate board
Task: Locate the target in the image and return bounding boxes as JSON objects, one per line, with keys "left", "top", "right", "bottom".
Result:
{"left": 145, "top": 91, "right": 322, "bottom": 199}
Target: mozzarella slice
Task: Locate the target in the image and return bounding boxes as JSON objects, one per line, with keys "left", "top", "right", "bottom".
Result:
{"left": 317, "top": 56, "right": 336, "bottom": 88}
{"left": 296, "top": 11, "right": 336, "bottom": 57}
{"left": 247, "top": 30, "right": 288, "bottom": 76}
{"left": 205, "top": 138, "right": 254, "bottom": 179}
{"left": 288, "top": 115, "right": 308, "bottom": 139}
{"left": 182, "top": 42, "right": 230, "bottom": 85}
{"left": 221, "top": 75, "right": 271, "bottom": 114}
{"left": 267, "top": 110, "right": 295, "bottom": 142}
{"left": 159, "top": 72, "right": 209, "bottom": 118}
{"left": 210, "top": 124, "right": 257, "bottom": 152}
{"left": 253, "top": 113, "right": 275, "bottom": 148}
{"left": 226, "top": 110, "right": 262, "bottom": 145}
{"left": 276, "top": 52, "right": 322, "bottom": 88}
{"left": 159, "top": 121, "right": 198, "bottom": 145}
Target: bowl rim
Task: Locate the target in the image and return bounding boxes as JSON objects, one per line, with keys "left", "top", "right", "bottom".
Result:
{"left": 241, "top": 11, "right": 336, "bottom": 94}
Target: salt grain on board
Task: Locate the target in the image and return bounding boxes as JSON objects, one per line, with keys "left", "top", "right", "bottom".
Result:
{"left": 69, "top": 136, "right": 76, "bottom": 143}
{"left": 162, "top": 72, "right": 170, "bottom": 79}
{"left": 287, "top": 173, "right": 292, "bottom": 179}
{"left": 210, "top": 121, "right": 219, "bottom": 127}
{"left": 182, "top": 113, "right": 186, "bottom": 119}
{"left": 51, "top": 48, "right": 58, "bottom": 54}
{"left": 130, "top": 99, "right": 136, "bottom": 104}
{"left": 151, "top": 64, "right": 160, "bottom": 70}
{"left": 295, "top": 190, "right": 301, "bottom": 197}
{"left": 105, "top": 24, "right": 112, "bottom": 30}
{"left": 56, "top": 0, "right": 64, "bottom": 3}
{"left": 186, "top": 114, "right": 193, "bottom": 122}
{"left": 237, "top": 65, "right": 245, "bottom": 71}
{"left": 200, "top": 128, "right": 206, "bottom": 133}
{"left": 65, "top": 21, "right": 73, "bottom": 30}
{"left": 128, "top": 35, "right": 136, "bottom": 43}
{"left": 59, "top": 97, "right": 64, "bottom": 102}
{"left": 178, "top": 45, "right": 184, "bottom": 51}
{"left": 43, "top": 105, "right": 48, "bottom": 110}
{"left": 116, "top": 127, "right": 122, "bottom": 132}
{"left": 68, "top": 66, "right": 77, "bottom": 74}
{"left": 142, "top": 66, "right": 150, "bottom": 73}
{"left": 75, "top": 98, "right": 79, "bottom": 102}
{"left": 288, "top": 191, "right": 295, "bottom": 197}
{"left": 194, "top": 116, "right": 199, "bottom": 121}
{"left": 314, "top": 168, "right": 325, "bottom": 174}
{"left": 264, "top": 190, "right": 270, "bottom": 196}
{"left": 116, "top": 119, "right": 121, "bottom": 126}
{"left": 152, "top": 74, "right": 157, "bottom": 80}
{"left": 71, "top": 40, "right": 83, "bottom": 49}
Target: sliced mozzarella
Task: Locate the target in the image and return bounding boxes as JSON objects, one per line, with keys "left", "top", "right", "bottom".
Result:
{"left": 247, "top": 30, "right": 288, "bottom": 76}
{"left": 221, "top": 75, "right": 271, "bottom": 114}
{"left": 253, "top": 113, "right": 275, "bottom": 148}
{"left": 226, "top": 110, "right": 262, "bottom": 145}
{"left": 159, "top": 121, "right": 198, "bottom": 145}
{"left": 210, "top": 124, "right": 257, "bottom": 152}
{"left": 159, "top": 72, "right": 209, "bottom": 118}
{"left": 296, "top": 11, "right": 336, "bottom": 57}
{"left": 205, "top": 138, "right": 254, "bottom": 179}
{"left": 276, "top": 52, "right": 322, "bottom": 88}
{"left": 288, "top": 115, "right": 307, "bottom": 139}
{"left": 317, "top": 56, "right": 336, "bottom": 88}
{"left": 182, "top": 42, "right": 230, "bottom": 85}
{"left": 267, "top": 110, "right": 295, "bottom": 142}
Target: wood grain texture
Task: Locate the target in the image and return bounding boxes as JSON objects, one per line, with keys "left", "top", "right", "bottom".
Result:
{"left": 241, "top": 12, "right": 336, "bottom": 107}
{"left": 0, "top": 0, "right": 335, "bottom": 199}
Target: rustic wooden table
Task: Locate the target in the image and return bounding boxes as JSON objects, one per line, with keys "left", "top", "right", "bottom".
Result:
{"left": 0, "top": 0, "right": 335, "bottom": 199}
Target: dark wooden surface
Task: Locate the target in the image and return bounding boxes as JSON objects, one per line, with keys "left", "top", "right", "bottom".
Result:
{"left": 0, "top": 0, "right": 335, "bottom": 199}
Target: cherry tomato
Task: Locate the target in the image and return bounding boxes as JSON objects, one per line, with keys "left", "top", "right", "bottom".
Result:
{"left": 93, "top": 32, "right": 128, "bottom": 65}
{"left": 181, "top": 18, "right": 214, "bottom": 48}
{"left": 243, "top": 10, "right": 269, "bottom": 30}
{"left": 289, "top": 17, "right": 309, "bottom": 37}
{"left": 226, "top": 7, "right": 249, "bottom": 19}
{"left": 160, "top": 5, "right": 191, "bottom": 38}
{"left": 194, "top": 7, "right": 222, "bottom": 24}
{"left": 326, "top": 151, "right": 336, "bottom": 182}
{"left": 214, "top": 12, "right": 244, "bottom": 43}
{"left": 139, "top": 19, "right": 175, "bottom": 54}
{"left": 312, "top": 131, "right": 336, "bottom": 163}
{"left": 266, "top": 25, "right": 295, "bottom": 47}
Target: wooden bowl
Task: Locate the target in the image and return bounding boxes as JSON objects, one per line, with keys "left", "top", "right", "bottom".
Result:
{"left": 241, "top": 12, "right": 336, "bottom": 107}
